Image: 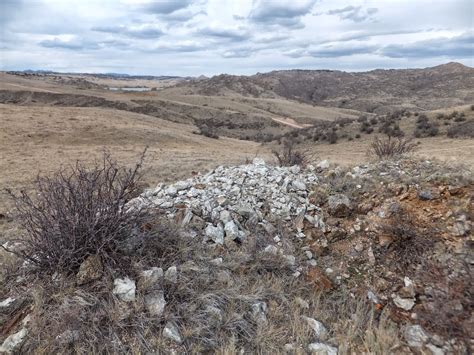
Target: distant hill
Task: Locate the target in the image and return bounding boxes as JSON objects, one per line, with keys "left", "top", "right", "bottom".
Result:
{"left": 170, "top": 62, "right": 474, "bottom": 113}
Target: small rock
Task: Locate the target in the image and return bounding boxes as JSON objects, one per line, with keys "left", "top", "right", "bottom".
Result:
{"left": 144, "top": 291, "right": 166, "bottom": 316}
{"left": 113, "top": 277, "right": 136, "bottom": 302}
{"left": 205, "top": 224, "right": 224, "bottom": 244}
{"left": 251, "top": 302, "right": 268, "bottom": 325}
{"left": 283, "top": 255, "right": 296, "bottom": 266}
{"left": 165, "top": 266, "right": 178, "bottom": 283}
{"left": 292, "top": 180, "right": 307, "bottom": 191}
{"left": 163, "top": 321, "right": 182, "bottom": 344}
{"left": 264, "top": 245, "right": 278, "bottom": 255}
{"left": 0, "top": 297, "right": 15, "bottom": 308}
{"left": 426, "top": 344, "right": 445, "bottom": 355}
{"left": 76, "top": 254, "right": 102, "bottom": 285}
{"left": 305, "top": 250, "right": 313, "bottom": 259}
{"left": 418, "top": 190, "right": 433, "bottom": 201}
{"left": 308, "top": 342, "right": 338, "bottom": 355}
{"left": 210, "top": 257, "right": 223, "bottom": 265}
{"left": 252, "top": 157, "right": 265, "bottom": 166}
{"left": 404, "top": 325, "right": 428, "bottom": 348}
{"left": 367, "top": 246, "right": 376, "bottom": 265}
{"left": 393, "top": 294, "right": 415, "bottom": 311}
{"left": 317, "top": 160, "right": 330, "bottom": 170}
{"left": 139, "top": 267, "right": 164, "bottom": 290}
{"left": 354, "top": 242, "right": 364, "bottom": 252}
{"left": 224, "top": 220, "right": 240, "bottom": 240}
{"left": 301, "top": 316, "right": 328, "bottom": 337}
{"left": 328, "top": 194, "right": 351, "bottom": 218}
{"left": 0, "top": 328, "right": 28, "bottom": 353}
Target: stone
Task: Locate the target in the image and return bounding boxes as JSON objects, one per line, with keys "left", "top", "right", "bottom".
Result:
{"left": 163, "top": 321, "right": 182, "bottom": 344}
{"left": 165, "top": 266, "right": 178, "bottom": 283}
{"left": 418, "top": 190, "right": 433, "bottom": 201}
{"left": 0, "top": 328, "right": 28, "bottom": 353}
{"left": 252, "top": 157, "right": 266, "bottom": 166}
{"left": 219, "top": 210, "right": 231, "bottom": 223}
{"left": 144, "top": 291, "right": 166, "bottom": 316}
{"left": 308, "top": 342, "right": 338, "bottom": 355}
{"left": 264, "top": 245, "right": 278, "bottom": 255}
{"left": 404, "top": 325, "right": 428, "bottom": 348}
{"left": 76, "top": 254, "right": 102, "bottom": 285}
{"left": 327, "top": 194, "right": 351, "bottom": 217}
{"left": 283, "top": 255, "right": 296, "bottom": 266}
{"left": 205, "top": 224, "right": 224, "bottom": 244}
{"left": 393, "top": 294, "right": 415, "bottom": 310}
{"left": 113, "top": 278, "right": 136, "bottom": 302}
{"left": 251, "top": 302, "right": 268, "bottom": 325}
{"left": 426, "top": 344, "right": 445, "bottom": 355}
{"left": 224, "top": 220, "right": 240, "bottom": 240}
{"left": 0, "top": 297, "right": 15, "bottom": 308}
{"left": 301, "top": 316, "right": 328, "bottom": 337}
{"left": 292, "top": 180, "right": 307, "bottom": 191}
{"left": 316, "top": 160, "right": 330, "bottom": 170}
{"left": 139, "top": 267, "right": 164, "bottom": 290}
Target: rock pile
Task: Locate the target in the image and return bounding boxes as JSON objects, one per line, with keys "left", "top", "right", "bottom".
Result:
{"left": 129, "top": 158, "right": 327, "bottom": 244}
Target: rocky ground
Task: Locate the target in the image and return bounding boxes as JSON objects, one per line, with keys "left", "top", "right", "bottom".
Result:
{"left": 0, "top": 157, "right": 472, "bottom": 353}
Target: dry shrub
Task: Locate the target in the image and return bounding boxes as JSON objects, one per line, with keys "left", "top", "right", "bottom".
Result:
{"left": 380, "top": 208, "right": 434, "bottom": 271}
{"left": 368, "top": 136, "right": 417, "bottom": 160}
{"left": 3, "top": 150, "right": 150, "bottom": 275}
{"left": 272, "top": 138, "right": 310, "bottom": 167}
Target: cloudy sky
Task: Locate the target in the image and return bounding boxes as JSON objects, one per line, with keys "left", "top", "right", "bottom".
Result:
{"left": 0, "top": 0, "right": 472, "bottom": 76}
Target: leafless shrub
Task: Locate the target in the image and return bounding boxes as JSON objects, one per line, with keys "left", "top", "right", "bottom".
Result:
{"left": 380, "top": 208, "right": 434, "bottom": 271}
{"left": 272, "top": 138, "right": 310, "bottom": 167}
{"left": 368, "top": 136, "right": 417, "bottom": 159}
{"left": 3, "top": 150, "right": 150, "bottom": 275}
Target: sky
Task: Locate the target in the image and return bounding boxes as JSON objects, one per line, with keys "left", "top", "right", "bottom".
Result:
{"left": 0, "top": 0, "right": 473, "bottom": 76}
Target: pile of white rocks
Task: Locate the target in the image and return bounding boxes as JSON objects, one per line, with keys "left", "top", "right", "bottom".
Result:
{"left": 128, "top": 158, "right": 330, "bottom": 244}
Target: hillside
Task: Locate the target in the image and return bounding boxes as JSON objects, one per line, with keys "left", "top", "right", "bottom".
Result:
{"left": 169, "top": 63, "right": 474, "bottom": 114}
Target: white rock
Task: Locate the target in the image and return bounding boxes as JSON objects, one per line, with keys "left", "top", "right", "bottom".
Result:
{"left": 0, "top": 328, "right": 28, "bottom": 353}
{"left": 301, "top": 316, "right": 328, "bottom": 337}
{"left": 264, "top": 245, "right": 278, "bottom": 255}
{"left": 252, "top": 157, "right": 266, "bottom": 166}
{"left": 224, "top": 220, "right": 240, "bottom": 240}
{"left": 165, "top": 266, "right": 178, "bottom": 283}
{"left": 165, "top": 185, "right": 178, "bottom": 196}
{"left": 251, "top": 302, "right": 267, "bottom": 325}
{"left": 308, "top": 342, "right": 337, "bottom": 354}
{"left": 316, "top": 160, "right": 330, "bottom": 170}
{"left": 292, "top": 180, "right": 307, "bottom": 191}
{"left": 163, "top": 321, "right": 182, "bottom": 344}
{"left": 404, "top": 325, "right": 428, "bottom": 348}
{"left": 205, "top": 224, "right": 224, "bottom": 244}
{"left": 113, "top": 278, "right": 136, "bottom": 302}
{"left": 283, "top": 255, "right": 296, "bottom": 266}
{"left": 295, "top": 297, "right": 309, "bottom": 309}
{"left": 0, "top": 297, "right": 15, "bottom": 308}
{"left": 219, "top": 210, "right": 231, "bottom": 223}
{"left": 144, "top": 291, "right": 166, "bottom": 316}
{"left": 174, "top": 180, "right": 190, "bottom": 191}
{"left": 140, "top": 267, "right": 164, "bottom": 288}
{"left": 393, "top": 294, "right": 415, "bottom": 310}
{"left": 289, "top": 166, "right": 301, "bottom": 174}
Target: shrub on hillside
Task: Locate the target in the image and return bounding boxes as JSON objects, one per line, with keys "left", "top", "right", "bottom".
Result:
{"left": 272, "top": 138, "right": 309, "bottom": 167}
{"left": 4, "top": 151, "right": 150, "bottom": 274}
{"left": 368, "top": 136, "right": 417, "bottom": 159}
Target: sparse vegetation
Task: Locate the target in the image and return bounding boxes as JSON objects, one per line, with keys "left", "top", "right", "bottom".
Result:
{"left": 272, "top": 138, "right": 309, "bottom": 166}
{"left": 4, "top": 151, "right": 150, "bottom": 274}
{"left": 368, "top": 136, "right": 417, "bottom": 159}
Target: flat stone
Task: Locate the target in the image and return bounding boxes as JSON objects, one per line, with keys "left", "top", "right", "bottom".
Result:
{"left": 0, "top": 328, "right": 28, "bottom": 353}
{"left": 113, "top": 277, "right": 136, "bottom": 302}
{"left": 404, "top": 325, "right": 428, "bottom": 348}
{"left": 301, "top": 316, "right": 328, "bottom": 337}
{"left": 144, "top": 291, "right": 166, "bottom": 316}
{"left": 163, "top": 321, "right": 182, "bottom": 344}
{"left": 308, "top": 342, "right": 338, "bottom": 355}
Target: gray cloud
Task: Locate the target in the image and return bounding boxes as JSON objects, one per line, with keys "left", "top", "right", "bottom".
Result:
{"left": 139, "top": 0, "right": 194, "bottom": 14}
{"left": 381, "top": 32, "right": 474, "bottom": 58}
{"left": 197, "top": 27, "right": 251, "bottom": 42}
{"left": 248, "top": 0, "right": 317, "bottom": 28}
{"left": 222, "top": 48, "right": 253, "bottom": 58}
{"left": 327, "top": 6, "right": 378, "bottom": 23}
{"left": 39, "top": 38, "right": 99, "bottom": 50}
{"left": 92, "top": 25, "right": 164, "bottom": 39}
